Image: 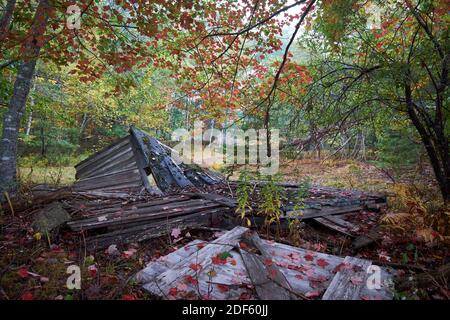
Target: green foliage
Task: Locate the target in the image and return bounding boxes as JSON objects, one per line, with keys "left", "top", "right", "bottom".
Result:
{"left": 258, "top": 175, "right": 287, "bottom": 237}
{"left": 374, "top": 126, "right": 422, "bottom": 173}
{"left": 235, "top": 170, "right": 254, "bottom": 227}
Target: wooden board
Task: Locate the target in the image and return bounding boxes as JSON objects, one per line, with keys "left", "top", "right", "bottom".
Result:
{"left": 314, "top": 215, "right": 359, "bottom": 237}
{"left": 322, "top": 256, "right": 372, "bottom": 300}
{"left": 138, "top": 228, "right": 394, "bottom": 300}
{"left": 143, "top": 226, "right": 248, "bottom": 297}
{"left": 240, "top": 232, "right": 297, "bottom": 300}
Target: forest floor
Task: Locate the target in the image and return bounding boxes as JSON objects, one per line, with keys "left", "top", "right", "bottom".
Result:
{"left": 1, "top": 158, "right": 449, "bottom": 300}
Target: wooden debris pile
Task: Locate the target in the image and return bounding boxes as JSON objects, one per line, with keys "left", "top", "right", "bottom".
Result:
{"left": 63, "top": 193, "right": 232, "bottom": 249}
{"left": 199, "top": 181, "right": 387, "bottom": 240}
{"left": 73, "top": 126, "right": 224, "bottom": 194}
{"left": 136, "top": 227, "right": 395, "bottom": 300}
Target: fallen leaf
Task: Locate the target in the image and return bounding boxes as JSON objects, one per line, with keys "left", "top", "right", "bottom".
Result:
{"left": 171, "top": 228, "right": 181, "bottom": 239}
{"left": 207, "top": 270, "right": 217, "bottom": 277}
{"left": 333, "top": 263, "right": 353, "bottom": 273}
{"left": 217, "top": 284, "right": 229, "bottom": 293}
{"left": 304, "top": 254, "right": 314, "bottom": 261}
{"left": 169, "top": 287, "right": 178, "bottom": 297}
{"left": 239, "top": 292, "right": 252, "bottom": 300}
{"left": 263, "top": 259, "right": 273, "bottom": 267}
{"left": 122, "top": 248, "right": 137, "bottom": 258}
{"left": 122, "top": 294, "right": 139, "bottom": 300}
{"left": 239, "top": 241, "right": 249, "bottom": 250}
{"left": 190, "top": 263, "right": 202, "bottom": 271}
{"left": 197, "top": 242, "right": 206, "bottom": 249}
{"left": 21, "top": 292, "right": 33, "bottom": 300}
{"left": 317, "top": 258, "right": 329, "bottom": 268}
{"left": 88, "top": 264, "right": 97, "bottom": 277}
{"left": 17, "top": 268, "right": 29, "bottom": 278}
{"left": 184, "top": 275, "right": 198, "bottom": 285}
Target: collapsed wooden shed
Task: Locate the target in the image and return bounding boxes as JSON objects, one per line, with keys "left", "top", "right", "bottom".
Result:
{"left": 73, "top": 126, "right": 223, "bottom": 194}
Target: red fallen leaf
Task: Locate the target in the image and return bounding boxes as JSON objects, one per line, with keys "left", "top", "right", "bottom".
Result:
{"left": 88, "top": 264, "right": 97, "bottom": 277}
{"left": 79, "top": 204, "right": 87, "bottom": 209}
{"left": 217, "top": 284, "right": 229, "bottom": 293}
{"left": 263, "top": 259, "right": 273, "bottom": 267}
{"left": 333, "top": 263, "right": 353, "bottom": 273}
{"left": 17, "top": 268, "right": 29, "bottom": 278}
{"left": 304, "top": 254, "right": 314, "bottom": 261}
{"left": 21, "top": 292, "right": 33, "bottom": 300}
{"left": 184, "top": 275, "right": 198, "bottom": 285}
{"left": 169, "top": 287, "right": 178, "bottom": 297}
{"left": 269, "top": 268, "right": 277, "bottom": 279}
{"left": 122, "top": 294, "right": 139, "bottom": 300}
{"left": 305, "top": 290, "right": 321, "bottom": 298}
{"left": 239, "top": 292, "right": 252, "bottom": 300}
{"left": 190, "top": 263, "right": 202, "bottom": 271}
{"left": 317, "top": 258, "right": 329, "bottom": 268}
{"left": 295, "top": 274, "right": 304, "bottom": 280}
{"left": 197, "top": 242, "right": 205, "bottom": 249}
{"left": 211, "top": 255, "right": 227, "bottom": 265}
{"left": 239, "top": 241, "right": 248, "bottom": 250}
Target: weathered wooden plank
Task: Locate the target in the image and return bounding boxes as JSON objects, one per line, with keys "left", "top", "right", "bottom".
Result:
{"left": 143, "top": 226, "right": 248, "bottom": 296}
{"left": 86, "top": 209, "right": 223, "bottom": 249}
{"left": 322, "top": 256, "right": 372, "bottom": 300}
{"left": 81, "top": 153, "right": 138, "bottom": 179}
{"left": 67, "top": 201, "right": 222, "bottom": 231}
{"left": 242, "top": 232, "right": 298, "bottom": 299}
{"left": 130, "top": 126, "right": 194, "bottom": 192}
{"left": 187, "top": 192, "right": 237, "bottom": 208}
{"left": 287, "top": 204, "right": 364, "bottom": 220}
{"left": 240, "top": 240, "right": 296, "bottom": 300}
{"left": 74, "top": 167, "right": 141, "bottom": 187}
{"left": 314, "top": 215, "right": 359, "bottom": 237}
{"left": 75, "top": 136, "right": 131, "bottom": 173}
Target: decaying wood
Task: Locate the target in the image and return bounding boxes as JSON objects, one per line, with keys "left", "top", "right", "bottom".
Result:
{"left": 86, "top": 209, "right": 223, "bottom": 249}
{"left": 352, "top": 226, "right": 382, "bottom": 249}
{"left": 138, "top": 227, "right": 394, "bottom": 300}
{"left": 287, "top": 204, "right": 365, "bottom": 220}
{"left": 314, "top": 215, "right": 359, "bottom": 237}
{"left": 240, "top": 231, "right": 298, "bottom": 300}
{"left": 143, "top": 226, "right": 248, "bottom": 297}
{"left": 186, "top": 192, "right": 237, "bottom": 207}
{"left": 322, "top": 256, "right": 372, "bottom": 300}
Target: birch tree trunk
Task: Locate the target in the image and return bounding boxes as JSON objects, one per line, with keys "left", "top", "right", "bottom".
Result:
{"left": 0, "top": 0, "right": 50, "bottom": 197}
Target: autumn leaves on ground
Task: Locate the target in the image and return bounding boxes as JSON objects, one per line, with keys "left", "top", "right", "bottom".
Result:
{"left": 0, "top": 0, "right": 449, "bottom": 301}
{"left": 0, "top": 158, "right": 448, "bottom": 300}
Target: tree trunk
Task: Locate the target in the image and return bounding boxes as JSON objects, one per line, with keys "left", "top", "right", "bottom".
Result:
{"left": 0, "top": 0, "right": 16, "bottom": 43}
{"left": 0, "top": 0, "right": 50, "bottom": 197}
{"left": 405, "top": 83, "right": 450, "bottom": 204}
{"left": 25, "top": 112, "right": 33, "bottom": 136}
{"left": 25, "top": 80, "right": 35, "bottom": 136}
